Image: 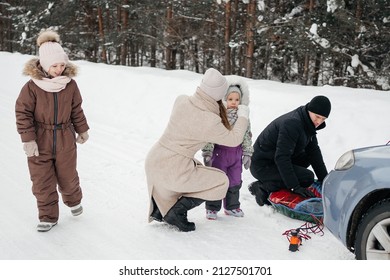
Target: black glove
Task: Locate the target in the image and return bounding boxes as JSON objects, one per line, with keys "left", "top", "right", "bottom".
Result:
{"left": 290, "top": 187, "right": 316, "bottom": 198}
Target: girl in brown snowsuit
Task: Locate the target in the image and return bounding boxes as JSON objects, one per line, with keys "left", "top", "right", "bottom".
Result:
{"left": 15, "top": 30, "right": 90, "bottom": 232}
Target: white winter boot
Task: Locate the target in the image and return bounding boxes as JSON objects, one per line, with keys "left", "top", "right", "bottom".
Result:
{"left": 224, "top": 208, "right": 244, "bottom": 217}
{"left": 37, "top": 221, "right": 58, "bottom": 232}
{"left": 206, "top": 210, "right": 218, "bottom": 220}
{"left": 70, "top": 204, "right": 83, "bottom": 216}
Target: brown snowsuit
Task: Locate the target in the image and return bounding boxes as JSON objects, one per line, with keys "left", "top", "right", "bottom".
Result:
{"left": 15, "top": 59, "right": 89, "bottom": 223}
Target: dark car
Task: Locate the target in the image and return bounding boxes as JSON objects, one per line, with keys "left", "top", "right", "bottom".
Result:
{"left": 322, "top": 144, "right": 390, "bottom": 259}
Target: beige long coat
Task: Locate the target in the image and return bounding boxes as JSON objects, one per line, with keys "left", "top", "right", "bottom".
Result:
{"left": 145, "top": 88, "right": 248, "bottom": 221}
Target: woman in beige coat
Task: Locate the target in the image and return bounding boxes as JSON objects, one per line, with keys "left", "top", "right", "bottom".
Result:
{"left": 15, "top": 30, "right": 89, "bottom": 232}
{"left": 145, "top": 68, "right": 249, "bottom": 232}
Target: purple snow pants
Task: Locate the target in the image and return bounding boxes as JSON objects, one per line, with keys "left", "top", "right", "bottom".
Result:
{"left": 211, "top": 145, "right": 243, "bottom": 187}
{"left": 206, "top": 144, "right": 243, "bottom": 211}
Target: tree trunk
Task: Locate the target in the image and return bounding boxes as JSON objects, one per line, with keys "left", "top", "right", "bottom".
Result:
{"left": 356, "top": 0, "right": 363, "bottom": 19}
{"left": 355, "top": 1, "right": 363, "bottom": 44}
{"left": 83, "top": 2, "right": 96, "bottom": 62}
{"left": 245, "top": 0, "right": 256, "bottom": 78}
{"left": 97, "top": 6, "right": 107, "bottom": 64}
{"left": 105, "top": 6, "right": 111, "bottom": 63}
{"left": 224, "top": 1, "right": 231, "bottom": 75}
{"left": 120, "top": 1, "right": 129, "bottom": 66}
{"left": 312, "top": 52, "right": 321, "bottom": 86}
{"left": 231, "top": 0, "right": 239, "bottom": 74}
{"left": 115, "top": 5, "right": 122, "bottom": 65}
{"left": 306, "top": 0, "right": 315, "bottom": 11}
{"left": 179, "top": 45, "right": 184, "bottom": 69}
{"left": 193, "top": 39, "right": 199, "bottom": 73}
{"left": 302, "top": 54, "right": 310, "bottom": 85}
{"left": 165, "top": 3, "right": 175, "bottom": 70}
{"left": 301, "top": 0, "right": 315, "bottom": 84}
{"left": 130, "top": 42, "right": 136, "bottom": 66}
{"left": 0, "top": 4, "right": 12, "bottom": 51}
{"left": 150, "top": 14, "right": 157, "bottom": 68}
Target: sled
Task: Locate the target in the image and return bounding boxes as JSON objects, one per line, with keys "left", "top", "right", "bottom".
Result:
{"left": 268, "top": 181, "right": 323, "bottom": 223}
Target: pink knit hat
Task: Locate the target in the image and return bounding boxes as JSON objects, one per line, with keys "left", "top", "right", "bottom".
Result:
{"left": 37, "top": 30, "right": 69, "bottom": 72}
{"left": 199, "top": 68, "right": 228, "bottom": 101}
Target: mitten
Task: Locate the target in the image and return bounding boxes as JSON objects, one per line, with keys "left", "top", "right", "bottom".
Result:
{"left": 202, "top": 151, "right": 213, "bottom": 167}
{"left": 76, "top": 131, "right": 89, "bottom": 144}
{"left": 290, "top": 186, "right": 316, "bottom": 198}
{"left": 23, "top": 140, "right": 39, "bottom": 157}
{"left": 242, "top": 155, "right": 251, "bottom": 170}
{"left": 237, "top": 104, "right": 249, "bottom": 119}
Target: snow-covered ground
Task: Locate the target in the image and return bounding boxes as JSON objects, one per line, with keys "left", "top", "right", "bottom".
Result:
{"left": 1, "top": 51, "right": 389, "bottom": 279}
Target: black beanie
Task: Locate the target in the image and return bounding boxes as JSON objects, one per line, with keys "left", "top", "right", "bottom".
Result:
{"left": 307, "top": 95, "right": 331, "bottom": 118}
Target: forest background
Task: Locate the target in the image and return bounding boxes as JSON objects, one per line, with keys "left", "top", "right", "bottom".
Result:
{"left": 0, "top": 0, "right": 389, "bottom": 90}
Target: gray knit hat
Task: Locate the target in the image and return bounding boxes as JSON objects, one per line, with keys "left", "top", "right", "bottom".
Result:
{"left": 225, "top": 85, "right": 242, "bottom": 100}
{"left": 199, "top": 68, "right": 228, "bottom": 101}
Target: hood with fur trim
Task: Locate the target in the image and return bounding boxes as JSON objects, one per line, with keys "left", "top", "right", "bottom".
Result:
{"left": 22, "top": 58, "right": 77, "bottom": 80}
{"left": 224, "top": 75, "right": 250, "bottom": 106}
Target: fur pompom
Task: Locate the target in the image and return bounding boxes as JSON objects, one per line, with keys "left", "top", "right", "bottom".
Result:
{"left": 37, "top": 30, "right": 60, "bottom": 47}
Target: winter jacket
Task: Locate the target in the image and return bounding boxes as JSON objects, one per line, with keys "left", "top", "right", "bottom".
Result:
{"left": 145, "top": 88, "right": 248, "bottom": 221}
{"left": 251, "top": 105, "right": 328, "bottom": 189}
{"left": 202, "top": 76, "right": 253, "bottom": 157}
{"left": 15, "top": 59, "right": 89, "bottom": 152}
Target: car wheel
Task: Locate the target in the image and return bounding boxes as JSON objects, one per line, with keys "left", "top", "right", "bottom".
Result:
{"left": 354, "top": 198, "right": 390, "bottom": 260}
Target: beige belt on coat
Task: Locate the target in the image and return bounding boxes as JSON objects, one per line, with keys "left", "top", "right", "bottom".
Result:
{"left": 158, "top": 135, "right": 194, "bottom": 159}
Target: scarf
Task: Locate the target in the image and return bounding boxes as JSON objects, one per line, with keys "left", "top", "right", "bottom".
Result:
{"left": 227, "top": 108, "right": 238, "bottom": 126}
{"left": 32, "top": 76, "right": 71, "bottom": 92}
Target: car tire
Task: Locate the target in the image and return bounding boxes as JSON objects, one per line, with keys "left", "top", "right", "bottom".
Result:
{"left": 354, "top": 198, "right": 390, "bottom": 260}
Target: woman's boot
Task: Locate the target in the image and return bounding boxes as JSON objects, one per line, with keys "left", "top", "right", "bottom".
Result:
{"left": 163, "top": 197, "right": 204, "bottom": 232}
{"left": 150, "top": 197, "right": 163, "bottom": 222}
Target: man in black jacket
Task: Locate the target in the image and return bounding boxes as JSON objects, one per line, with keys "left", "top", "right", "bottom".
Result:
{"left": 248, "top": 95, "right": 331, "bottom": 206}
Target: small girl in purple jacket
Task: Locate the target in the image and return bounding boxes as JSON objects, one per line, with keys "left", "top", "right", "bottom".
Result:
{"left": 202, "top": 76, "right": 253, "bottom": 220}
